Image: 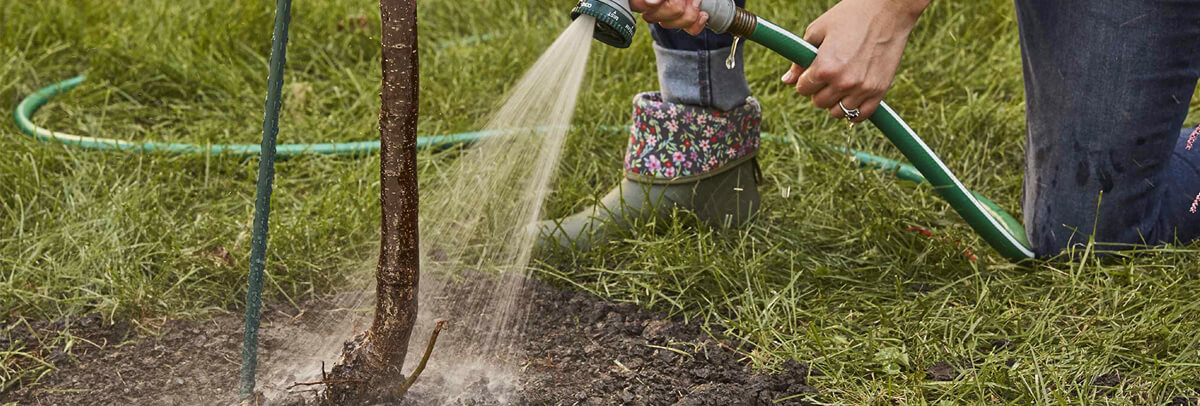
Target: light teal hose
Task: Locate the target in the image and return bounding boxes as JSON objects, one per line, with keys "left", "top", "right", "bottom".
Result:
{"left": 12, "top": 76, "right": 486, "bottom": 157}
{"left": 747, "top": 16, "right": 1034, "bottom": 260}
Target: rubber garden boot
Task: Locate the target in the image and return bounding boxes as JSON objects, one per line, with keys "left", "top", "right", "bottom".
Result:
{"left": 536, "top": 91, "right": 762, "bottom": 252}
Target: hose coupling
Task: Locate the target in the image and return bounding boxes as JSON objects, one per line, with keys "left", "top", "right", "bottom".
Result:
{"left": 725, "top": 8, "right": 757, "bottom": 38}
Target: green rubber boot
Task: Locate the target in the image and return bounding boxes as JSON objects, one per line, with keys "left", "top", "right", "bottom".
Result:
{"left": 537, "top": 92, "right": 763, "bottom": 252}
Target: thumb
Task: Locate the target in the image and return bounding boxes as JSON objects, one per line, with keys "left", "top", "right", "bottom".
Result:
{"left": 629, "top": 0, "right": 657, "bottom": 12}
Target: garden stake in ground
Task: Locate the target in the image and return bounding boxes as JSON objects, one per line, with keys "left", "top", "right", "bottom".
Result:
{"left": 239, "top": 0, "right": 292, "bottom": 401}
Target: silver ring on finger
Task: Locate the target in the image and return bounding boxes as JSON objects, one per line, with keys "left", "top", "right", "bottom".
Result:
{"left": 839, "top": 101, "right": 861, "bottom": 121}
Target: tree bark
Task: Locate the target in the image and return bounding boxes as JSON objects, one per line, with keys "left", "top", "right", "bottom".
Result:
{"left": 324, "top": 0, "right": 419, "bottom": 402}
{"left": 372, "top": 0, "right": 420, "bottom": 371}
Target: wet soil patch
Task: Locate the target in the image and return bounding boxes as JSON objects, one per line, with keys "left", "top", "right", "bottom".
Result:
{"left": 924, "top": 361, "right": 957, "bottom": 382}
{"left": 2, "top": 279, "right": 816, "bottom": 405}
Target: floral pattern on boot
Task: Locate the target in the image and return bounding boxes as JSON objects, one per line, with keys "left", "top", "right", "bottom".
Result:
{"left": 624, "top": 92, "right": 761, "bottom": 183}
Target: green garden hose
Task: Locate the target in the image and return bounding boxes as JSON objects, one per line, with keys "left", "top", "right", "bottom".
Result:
{"left": 742, "top": 16, "right": 1034, "bottom": 259}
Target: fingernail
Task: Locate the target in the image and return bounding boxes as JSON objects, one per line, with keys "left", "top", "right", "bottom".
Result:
{"left": 781, "top": 71, "right": 794, "bottom": 82}
{"left": 692, "top": 0, "right": 701, "bottom": 7}
{"left": 647, "top": 0, "right": 661, "bottom": 4}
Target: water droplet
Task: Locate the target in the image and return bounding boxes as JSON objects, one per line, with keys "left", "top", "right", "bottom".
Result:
{"left": 725, "top": 36, "right": 741, "bottom": 70}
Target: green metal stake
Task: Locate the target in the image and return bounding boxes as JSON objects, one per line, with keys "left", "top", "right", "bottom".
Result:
{"left": 240, "top": 0, "right": 292, "bottom": 400}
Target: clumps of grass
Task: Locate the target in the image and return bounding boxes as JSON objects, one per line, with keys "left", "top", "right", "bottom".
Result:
{"left": 3, "top": 0, "right": 1200, "bottom": 403}
{"left": 535, "top": 0, "right": 1200, "bottom": 401}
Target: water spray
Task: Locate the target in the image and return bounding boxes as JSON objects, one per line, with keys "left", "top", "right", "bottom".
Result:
{"left": 571, "top": 0, "right": 1036, "bottom": 260}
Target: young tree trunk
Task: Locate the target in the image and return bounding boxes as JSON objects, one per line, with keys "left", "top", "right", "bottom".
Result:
{"left": 324, "top": 0, "right": 419, "bottom": 402}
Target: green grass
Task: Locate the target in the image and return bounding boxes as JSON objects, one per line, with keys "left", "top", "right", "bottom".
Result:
{"left": 3, "top": 0, "right": 1199, "bottom": 403}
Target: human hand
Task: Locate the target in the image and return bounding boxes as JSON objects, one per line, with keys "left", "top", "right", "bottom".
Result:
{"left": 630, "top": 0, "right": 709, "bottom": 36}
{"left": 780, "top": 0, "right": 930, "bottom": 122}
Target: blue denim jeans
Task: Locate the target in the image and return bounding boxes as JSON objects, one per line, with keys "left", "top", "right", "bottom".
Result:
{"left": 653, "top": 1, "right": 1200, "bottom": 257}
{"left": 1015, "top": 0, "right": 1200, "bottom": 256}
{"left": 649, "top": 0, "right": 750, "bottom": 110}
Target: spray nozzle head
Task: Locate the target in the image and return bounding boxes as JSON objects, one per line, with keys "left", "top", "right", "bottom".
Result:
{"left": 571, "top": 0, "right": 636, "bottom": 48}
{"left": 571, "top": 0, "right": 746, "bottom": 48}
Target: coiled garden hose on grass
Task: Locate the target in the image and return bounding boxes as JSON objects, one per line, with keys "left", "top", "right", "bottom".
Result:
{"left": 13, "top": 76, "right": 487, "bottom": 157}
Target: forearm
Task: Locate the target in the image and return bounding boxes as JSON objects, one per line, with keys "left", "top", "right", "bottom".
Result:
{"left": 897, "top": 0, "right": 933, "bottom": 19}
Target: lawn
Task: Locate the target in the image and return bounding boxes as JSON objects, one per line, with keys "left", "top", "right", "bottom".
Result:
{"left": 2, "top": 0, "right": 1199, "bottom": 403}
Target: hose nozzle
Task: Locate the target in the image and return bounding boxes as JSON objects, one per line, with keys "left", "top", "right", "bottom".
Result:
{"left": 571, "top": 0, "right": 637, "bottom": 48}
{"left": 571, "top": 0, "right": 753, "bottom": 48}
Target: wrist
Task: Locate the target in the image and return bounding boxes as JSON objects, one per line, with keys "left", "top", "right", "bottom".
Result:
{"left": 899, "top": 0, "right": 932, "bottom": 20}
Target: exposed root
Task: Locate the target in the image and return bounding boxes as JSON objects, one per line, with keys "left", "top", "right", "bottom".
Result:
{"left": 298, "top": 319, "right": 447, "bottom": 404}
{"left": 286, "top": 379, "right": 364, "bottom": 389}
{"left": 396, "top": 319, "right": 446, "bottom": 397}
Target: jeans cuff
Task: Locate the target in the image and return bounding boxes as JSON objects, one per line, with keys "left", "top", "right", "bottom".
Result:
{"left": 653, "top": 43, "right": 751, "bottom": 111}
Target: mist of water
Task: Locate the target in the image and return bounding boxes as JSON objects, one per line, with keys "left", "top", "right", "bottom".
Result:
{"left": 255, "top": 16, "right": 597, "bottom": 404}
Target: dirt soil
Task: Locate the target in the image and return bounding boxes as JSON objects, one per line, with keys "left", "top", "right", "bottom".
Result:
{"left": 2, "top": 279, "right": 818, "bottom": 405}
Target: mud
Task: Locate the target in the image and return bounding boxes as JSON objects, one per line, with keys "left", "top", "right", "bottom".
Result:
{"left": 2, "top": 279, "right": 817, "bottom": 405}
